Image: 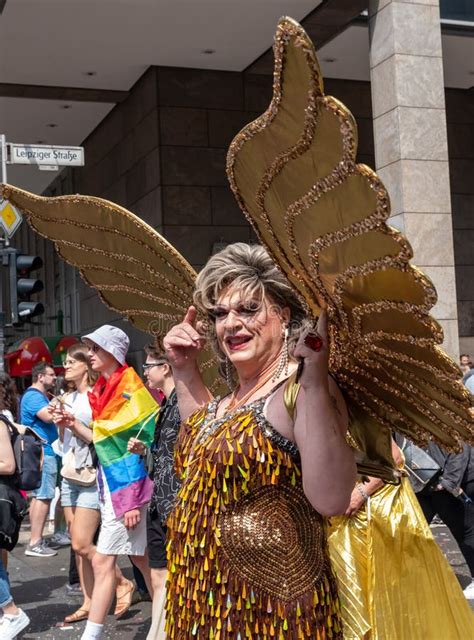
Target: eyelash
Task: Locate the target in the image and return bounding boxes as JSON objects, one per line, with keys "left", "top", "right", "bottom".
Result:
{"left": 211, "top": 305, "right": 260, "bottom": 319}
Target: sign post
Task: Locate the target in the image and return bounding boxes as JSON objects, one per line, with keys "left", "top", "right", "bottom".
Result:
{"left": 8, "top": 143, "right": 84, "bottom": 169}
{"left": 0, "top": 200, "right": 23, "bottom": 238}
{"left": 0, "top": 136, "right": 85, "bottom": 371}
{"left": 0, "top": 138, "right": 85, "bottom": 238}
{"left": 0, "top": 135, "right": 7, "bottom": 183}
{"left": 0, "top": 248, "right": 8, "bottom": 373}
{"left": 0, "top": 138, "right": 85, "bottom": 182}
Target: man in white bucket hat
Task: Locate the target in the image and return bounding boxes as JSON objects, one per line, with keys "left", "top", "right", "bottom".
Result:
{"left": 57, "top": 324, "right": 158, "bottom": 640}
{"left": 82, "top": 324, "right": 129, "bottom": 368}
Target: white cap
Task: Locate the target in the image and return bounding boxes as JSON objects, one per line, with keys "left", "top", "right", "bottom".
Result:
{"left": 82, "top": 324, "right": 130, "bottom": 365}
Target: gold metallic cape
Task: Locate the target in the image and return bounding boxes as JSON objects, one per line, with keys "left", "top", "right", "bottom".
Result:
{"left": 226, "top": 17, "right": 473, "bottom": 476}
{"left": 1, "top": 17, "right": 473, "bottom": 480}
{"left": 327, "top": 478, "right": 474, "bottom": 638}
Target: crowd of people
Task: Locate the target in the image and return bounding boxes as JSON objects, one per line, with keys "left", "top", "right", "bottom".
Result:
{"left": 0, "top": 242, "right": 472, "bottom": 639}
{"left": 0, "top": 327, "right": 179, "bottom": 640}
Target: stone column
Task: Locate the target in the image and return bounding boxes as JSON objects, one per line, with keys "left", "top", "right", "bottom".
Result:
{"left": 368, "top": 0, "right": 459, "bottom": 359}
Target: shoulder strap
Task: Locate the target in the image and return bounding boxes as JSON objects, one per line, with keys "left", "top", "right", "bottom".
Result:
{"left": 0, "top": 413, "right": 15, "bottom": 435}
{"left": 283, "top": 373, "right": 301, "bottom": 421}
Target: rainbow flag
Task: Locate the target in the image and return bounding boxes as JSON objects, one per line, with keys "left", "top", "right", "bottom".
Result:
{"left": 92, "top": 367, "right": 160, "bottom": 518}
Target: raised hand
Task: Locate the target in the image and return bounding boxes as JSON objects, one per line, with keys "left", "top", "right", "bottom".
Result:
{"left": 163, "top": 305, "right": 206, "bottom": 371}
{"left": 293, "top": 310, "right": 329, "bottom": 389}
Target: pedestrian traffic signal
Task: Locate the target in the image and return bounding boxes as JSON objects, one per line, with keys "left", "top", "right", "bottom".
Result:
{"left": 8, "top": 251, "right": 45, "bottom": 324}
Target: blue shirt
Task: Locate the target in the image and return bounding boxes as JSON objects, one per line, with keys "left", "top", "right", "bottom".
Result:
{"left": 466, "top": 375, "right": 474, "bottom": 394}
{"left": 20, "top": 387, "right": 57, "bottom": 456}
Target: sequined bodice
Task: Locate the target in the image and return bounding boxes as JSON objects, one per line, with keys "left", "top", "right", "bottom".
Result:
{"left": 196, "top": 396, "right": 300, "bottom": 455}
{"left": 165, "top": 399, "right": 342, "bottom": 639}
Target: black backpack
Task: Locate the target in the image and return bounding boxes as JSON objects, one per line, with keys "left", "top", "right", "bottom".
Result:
{"left": 0, "top": 416, "right": 45, "bottom": 491}
{"left": 0, "top": 481, "right": 28, "bottom": 550}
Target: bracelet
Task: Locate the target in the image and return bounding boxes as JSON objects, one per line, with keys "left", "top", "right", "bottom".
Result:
{"left": 356, "top": 483, "right": 370, "bottom": 501}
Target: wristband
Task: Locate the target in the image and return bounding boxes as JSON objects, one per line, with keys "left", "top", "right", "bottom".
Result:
{"left": 356, "top": 484, "right": 370, "bottom": 501}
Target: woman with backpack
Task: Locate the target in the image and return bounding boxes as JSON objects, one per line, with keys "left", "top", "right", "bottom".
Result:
{"left": 0, "top": 372, "right": 19, "bottom": 423}
{"left": 0, "top": 372, "right": 20, "bottom": 601}
{"left": 0, "top": 416, "right": 30, "bottom": 639}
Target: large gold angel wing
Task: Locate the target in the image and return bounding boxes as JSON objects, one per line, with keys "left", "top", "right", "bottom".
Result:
{"left": 0, "top": 185, "right": 222, "bottom": 393}
{"left": 227, "top": 17, "right": 473, "bottom": 475}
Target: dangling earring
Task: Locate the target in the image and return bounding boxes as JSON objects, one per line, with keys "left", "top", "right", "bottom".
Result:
{"left": 225, "top": 357, "right": 233, "bottom": 389}
{"left": 273, "top": 326, "right": 289, "bottom": 382}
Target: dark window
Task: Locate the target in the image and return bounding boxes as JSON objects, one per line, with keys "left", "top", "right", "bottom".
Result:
{"left": 440, "top": 0, "right": 474, "bottom": 22}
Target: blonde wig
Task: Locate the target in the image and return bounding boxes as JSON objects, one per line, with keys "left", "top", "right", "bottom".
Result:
{"left": 194, "top": 243, "right": 310, "bottom": 378}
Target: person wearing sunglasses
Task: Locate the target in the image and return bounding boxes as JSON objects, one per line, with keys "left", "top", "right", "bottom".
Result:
{"left": 128, "top": 345, "right": 180, "bottom": 640}
{"left": 20, "top": 362, "right": 58, "bottom": 559}
{"left": 141, "top": 360, "right": 166, "bottom": 406}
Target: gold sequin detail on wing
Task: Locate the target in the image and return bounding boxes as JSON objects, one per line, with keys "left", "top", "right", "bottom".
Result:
{"left": 226, "top": 17, "right": 474, "bottom": 471}
{"left": 0, "top": 184, "right": 223, "bottom": 395}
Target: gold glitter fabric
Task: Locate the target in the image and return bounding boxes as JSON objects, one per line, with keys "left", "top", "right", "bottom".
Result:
{"left": 327, "top": 478, "right": 474, "bottom": 638}
{"left": 165, "top": 398, "right": 343, "bottom": 639}
{"left": 226, "top": 17, "right": 474, "bottom": 474}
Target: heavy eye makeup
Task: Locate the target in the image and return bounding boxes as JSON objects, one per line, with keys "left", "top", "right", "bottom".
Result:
{"left": 210, "top": 301, "right": 262, "bottom": 320}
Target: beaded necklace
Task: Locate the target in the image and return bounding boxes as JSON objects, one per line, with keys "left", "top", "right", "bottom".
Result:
{"left": 193, "top": 365, "right": 278, "bottom": 448}
{"left": 222, "top": 358, "right": 280, "bottom": 414}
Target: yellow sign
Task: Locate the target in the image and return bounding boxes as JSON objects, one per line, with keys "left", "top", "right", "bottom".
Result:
{"left": 0, "top": 200, "right": 22, "bottom": 238}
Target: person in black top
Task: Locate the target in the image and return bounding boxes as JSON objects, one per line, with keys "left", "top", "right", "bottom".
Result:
{"left": 416, "top": 442, "right": 474, "bottom": 599}
{"left": 128, "top": 345, "right": 181, "bottom": 635}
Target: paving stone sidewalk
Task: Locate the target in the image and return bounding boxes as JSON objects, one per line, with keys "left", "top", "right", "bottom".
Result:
{"left": 9, "top": 526, "right": 151, "bottom": 639}
{"left": 7, "top": 519, "right": 473, "bottom": 639}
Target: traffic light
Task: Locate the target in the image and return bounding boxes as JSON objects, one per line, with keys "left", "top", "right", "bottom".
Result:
{"left": 8, "top": 250, "right": 45, "bottom": 324}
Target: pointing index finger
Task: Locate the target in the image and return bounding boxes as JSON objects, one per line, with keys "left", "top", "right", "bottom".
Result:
{"left": 183, "top": 305, "right": 197, "bottom": 327}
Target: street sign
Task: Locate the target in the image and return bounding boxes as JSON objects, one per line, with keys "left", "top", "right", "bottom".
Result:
{"left": 0, "top": 199, "right": 22, "bottom": 238}
{"left": 8, "top": 143, "right": 84, "bottom": 167}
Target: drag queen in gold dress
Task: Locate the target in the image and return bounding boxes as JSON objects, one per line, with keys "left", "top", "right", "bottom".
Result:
{"left": 1, "top": 16, "right": 473, "bottom": 640}
{"left": 163, "top": 242, "right": 357, "bottom": 638}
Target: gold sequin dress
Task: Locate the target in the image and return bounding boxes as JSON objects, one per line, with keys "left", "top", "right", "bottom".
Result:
{"left": 165, "top": 397, "right": 343, "bottom": 639}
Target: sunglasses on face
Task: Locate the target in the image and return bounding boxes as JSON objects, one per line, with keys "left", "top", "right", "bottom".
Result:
{"left": 88, "top": 343, "right": 102, "bottom": 353}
